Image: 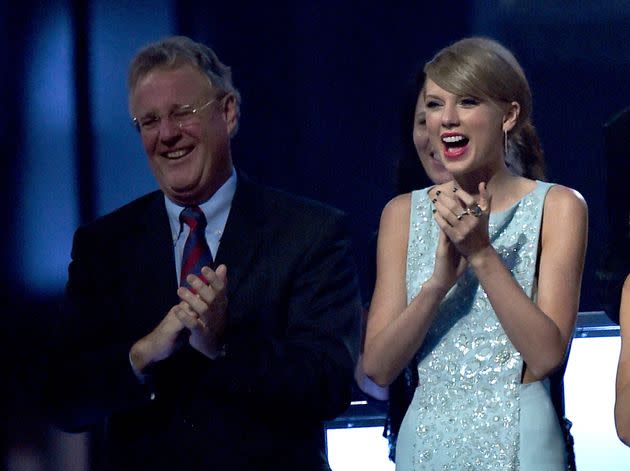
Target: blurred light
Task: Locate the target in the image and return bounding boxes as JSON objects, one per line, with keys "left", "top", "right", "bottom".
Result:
{"left": 19, "top": 4, "right": 77, "bottom": 294}
{"left": 564, "top": 334, "right": 630, "bottom": 468}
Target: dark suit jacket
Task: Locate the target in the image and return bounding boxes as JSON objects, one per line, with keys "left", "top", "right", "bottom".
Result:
{"left": 48, "top": 175, "right": 362, "bottom": 471}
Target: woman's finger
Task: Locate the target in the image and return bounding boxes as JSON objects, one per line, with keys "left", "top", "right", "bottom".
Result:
{"left": 478, "top": 182, "right": 492, "bottom": 213}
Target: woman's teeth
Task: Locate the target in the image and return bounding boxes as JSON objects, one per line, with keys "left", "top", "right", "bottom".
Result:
{"left": 442, "top": 135, "right": 468, "bottom": 147}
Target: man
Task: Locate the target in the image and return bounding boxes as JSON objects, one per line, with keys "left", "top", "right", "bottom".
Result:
{"left": 48, "top": 36, "right": 361, "bottom": 471}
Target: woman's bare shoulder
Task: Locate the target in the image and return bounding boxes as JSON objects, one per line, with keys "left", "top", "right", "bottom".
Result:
{"left": 545, "top": 184, "right": 588, "bottom": 214}
{"left": 381, "top": 192, "right": 412, "bottom": 222}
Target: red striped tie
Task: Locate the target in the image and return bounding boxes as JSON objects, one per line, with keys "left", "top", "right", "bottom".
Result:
{"left": 180, "top": 207, "right": 213, "bottom": 289}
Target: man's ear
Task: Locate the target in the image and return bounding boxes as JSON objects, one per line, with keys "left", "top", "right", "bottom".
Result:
{"left": 223, "top": 94, "right": 239, "bottom": 137}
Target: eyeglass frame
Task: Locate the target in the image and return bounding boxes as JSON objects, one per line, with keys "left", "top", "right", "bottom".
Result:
{"left": 131, "top": 96, "right": 224, "bottom": 133}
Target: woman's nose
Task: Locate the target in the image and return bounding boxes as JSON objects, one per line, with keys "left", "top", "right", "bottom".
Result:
{"left": 441, "top": 102, "right": 460, "bottom": 128}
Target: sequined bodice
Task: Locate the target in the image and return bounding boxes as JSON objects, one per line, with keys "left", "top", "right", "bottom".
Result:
{"left": 404, "top": 181, "right": 552, "bottom": 470}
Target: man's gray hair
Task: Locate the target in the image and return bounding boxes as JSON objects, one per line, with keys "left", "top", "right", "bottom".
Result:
{"left": 128, "top": 36, "right": 241, "bottom": 129}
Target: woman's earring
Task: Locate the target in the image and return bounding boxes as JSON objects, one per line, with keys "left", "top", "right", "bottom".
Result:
{"left": 504, "top": 129, "right": 508, "bottom": 155}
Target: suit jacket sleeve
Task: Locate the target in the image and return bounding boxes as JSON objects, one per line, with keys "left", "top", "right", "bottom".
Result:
{"left": 46, "top": 194, "right": 176, "bottom": 432}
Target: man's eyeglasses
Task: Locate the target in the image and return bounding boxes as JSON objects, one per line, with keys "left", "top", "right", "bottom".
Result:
{"left": 132, "top": 98, "right": 219, "bottom": 133}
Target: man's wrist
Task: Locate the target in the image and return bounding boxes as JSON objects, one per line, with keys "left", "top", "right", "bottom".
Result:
{"left": 130, "top": 339, "right": 152, "bottom": 378}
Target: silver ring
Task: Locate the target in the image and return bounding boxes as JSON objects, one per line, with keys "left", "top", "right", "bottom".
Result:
{"left": 468, "top": 204, "right": 483, "bottom": 217}
{"left": 456, "top": 211, "right": 468, "bottom": 220}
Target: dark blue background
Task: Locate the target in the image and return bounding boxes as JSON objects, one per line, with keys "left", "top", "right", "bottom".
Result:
{"left": 2, "top": 0, "right": 628, "bottom": 465}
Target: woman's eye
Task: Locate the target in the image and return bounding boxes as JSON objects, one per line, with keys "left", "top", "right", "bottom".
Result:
{"left": 425, "top": 100, "right": 440, "bottom": 109}
{"left": 460, "top": 97, "right": 479, "bottom": 106}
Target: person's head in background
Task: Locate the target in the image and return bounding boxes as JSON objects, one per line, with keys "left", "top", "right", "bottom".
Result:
{"left": 396, "top": 71, "right": 447, "bottom": 194}
{"left": 412, "top": 71, "right": 452, "bottom": 187}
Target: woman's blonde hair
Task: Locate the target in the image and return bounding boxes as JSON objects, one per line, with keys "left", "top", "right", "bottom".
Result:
{"left": 424, "top": 37, "right": 532, "bottom": 133}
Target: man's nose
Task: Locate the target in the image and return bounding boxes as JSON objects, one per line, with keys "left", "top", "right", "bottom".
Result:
{"left": 157, "top": 116, "right": 182, "bottom": 141}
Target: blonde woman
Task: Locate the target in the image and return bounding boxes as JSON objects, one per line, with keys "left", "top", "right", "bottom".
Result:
{"left": 363, "top": 37, "right": 587, "bottom": 469}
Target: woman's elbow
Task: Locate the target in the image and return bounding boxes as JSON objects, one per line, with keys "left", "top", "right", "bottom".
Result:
{"left": 526, "top": 352, "right": 565, "bottom": 381}
{"left": 361, "top": 355, "right": 393, "bottom": 388}
{"left": 366, "top": 372, "right": 392, "bottom": 389}
{"left": 615, "top": 398, "right": 630, "bottom": 446}
{"left": 616, "top": 416, "right": 630, "bottom": 446}
{"left": 617, "top": 427, "right": 630, "bottom": 447}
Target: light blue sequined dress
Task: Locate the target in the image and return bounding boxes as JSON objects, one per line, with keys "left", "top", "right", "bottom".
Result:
{"left": 395, "top": 182, "right": 566, "bottom": 470}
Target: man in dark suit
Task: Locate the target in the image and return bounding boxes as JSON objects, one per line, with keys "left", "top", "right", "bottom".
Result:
{"left": 48, "top": 36, "right": 361, "bottom": 471}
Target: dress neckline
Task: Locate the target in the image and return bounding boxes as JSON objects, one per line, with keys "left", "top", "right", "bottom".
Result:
{"left": 489, "top": 180, "right": 543, "bottom": 220}
{"left": 422, "top": 180, "right": 543, "bottom": 219}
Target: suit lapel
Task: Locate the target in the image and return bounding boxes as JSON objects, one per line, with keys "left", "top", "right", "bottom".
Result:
{"left": 128, "top": 192, "right": 179, "bottom": 329}
{"left": 215, "top": 175, "right": 266, "bottom": 311}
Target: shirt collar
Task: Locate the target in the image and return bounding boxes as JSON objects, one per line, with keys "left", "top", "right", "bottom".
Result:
{"left": 164, "top": 168, "right": 238, "bottom": 242}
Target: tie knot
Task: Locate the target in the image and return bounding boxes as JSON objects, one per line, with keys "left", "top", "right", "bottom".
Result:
{"left": 180, "top": 206, "right": 207, "bottom": 231}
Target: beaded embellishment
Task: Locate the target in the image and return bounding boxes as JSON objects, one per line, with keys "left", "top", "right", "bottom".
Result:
{"left": 404, "top": 183, "right": 550, "bottom": 470}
